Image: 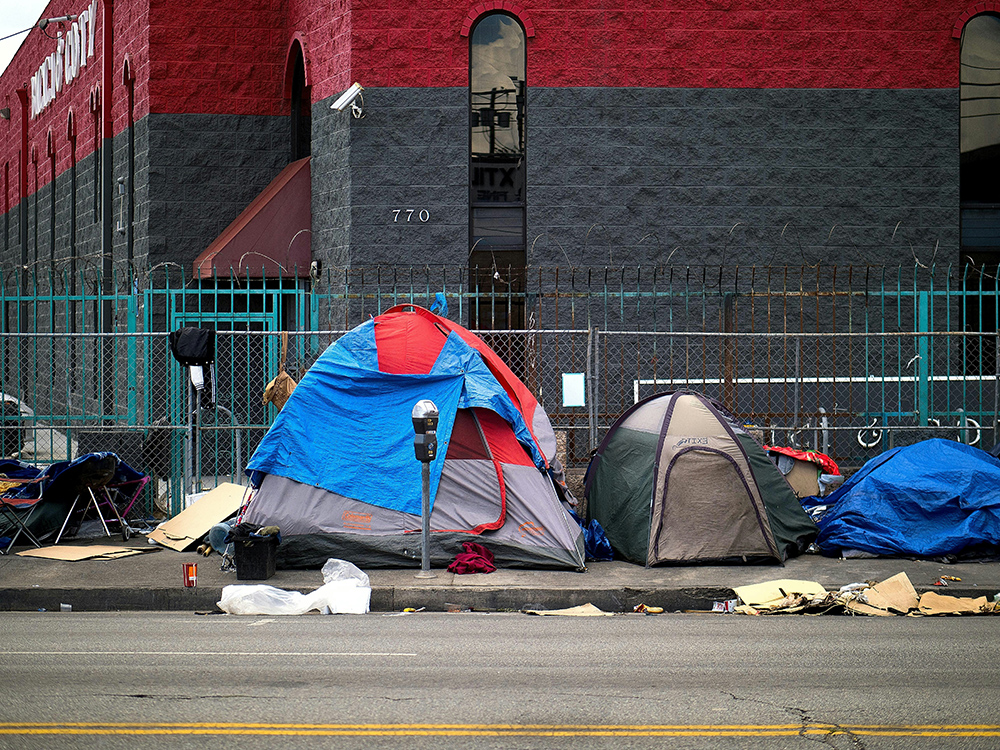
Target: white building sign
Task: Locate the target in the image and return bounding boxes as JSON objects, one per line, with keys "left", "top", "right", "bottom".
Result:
{"left": 30, "top": 0, "right": 99, "bottom": 119}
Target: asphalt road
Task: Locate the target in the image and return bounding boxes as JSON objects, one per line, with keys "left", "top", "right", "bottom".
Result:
{"left": 1, "top": 611, "right": 999, "bottom": 749}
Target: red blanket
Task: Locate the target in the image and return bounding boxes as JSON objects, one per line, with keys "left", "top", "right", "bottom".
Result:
{"left": 447, "top": 541, "right": 497, "bottom": 574}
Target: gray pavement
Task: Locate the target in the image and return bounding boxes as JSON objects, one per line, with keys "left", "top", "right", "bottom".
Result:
{"left": 2, "top": 534, "right": 999, "bottom": 613}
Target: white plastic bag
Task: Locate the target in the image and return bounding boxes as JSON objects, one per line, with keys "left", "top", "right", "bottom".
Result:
{"left": 217, "top": 581, "right": 371, "bottom": 615}
{"left": 322, "top": 558, "right": 370, "bottom": 588}
{"left": 217, "top": 558, "right": 372, "bottom": 615}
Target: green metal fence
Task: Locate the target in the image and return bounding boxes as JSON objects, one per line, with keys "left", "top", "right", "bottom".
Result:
{"left": 2, "top": 263, "right": 998, "bottom": 518}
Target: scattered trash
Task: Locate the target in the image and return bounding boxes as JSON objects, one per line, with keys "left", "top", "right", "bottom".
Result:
{"left": 216, "top": 558, "right": 371, "bottom": 615}
{"left": 839, "top": 582, "right": 873, "bottom": 593}
{"left": 444, "top": 602, "right": 470, "bottom": 613}
{"left": 59, "top": 603, "right": 71, "bottom": 612}
{"left": 732, "top": 573, "right": 1000, "bottom": 617}
{"left": 712, "top": 599, "right": 738, "bottom": 613}
{"left": 182, "top": 562, "right": 198, "bottom": 588}
{"left": 523, "top": 603, "right": 615, "bottom": 617}
{"left": 732, "top": 579, "right": 829, "bottom": 615}
{"left": 933, "top": 576, "right": 964, "bottom": 586}
{"left": 633, "top": 603, "right": 663, "bottom": 614}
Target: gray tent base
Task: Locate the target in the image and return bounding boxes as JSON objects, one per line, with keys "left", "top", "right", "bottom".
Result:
{"left": 276, "top": 531, "right": 587, "bottom": 571}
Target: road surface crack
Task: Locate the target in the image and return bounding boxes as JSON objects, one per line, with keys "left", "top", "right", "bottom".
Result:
{"left": 722, "top": 691, "right": 867, "bottom": 749}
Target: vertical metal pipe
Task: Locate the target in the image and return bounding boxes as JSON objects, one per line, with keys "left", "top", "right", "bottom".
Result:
{"left": 994, "top": 332, "right": 999, "bottom": 449}
{"left": 793, "top": 337, "right": 800, "bottom": 444}
{"left": 419, "top": 461, "right": 432, "bottom": 575}
{"left": 185, "top": 381, "right": 193, "bottom": 504}
{"left": 587, "top": 326, "right": 595, "bottom": 450}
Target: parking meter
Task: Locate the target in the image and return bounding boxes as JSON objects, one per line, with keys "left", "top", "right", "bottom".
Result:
{"left": 412, "top": 399, "right": 438, "bottom": 578}
{"left": 412, "top": 399, "right": 439, "bottom": 463}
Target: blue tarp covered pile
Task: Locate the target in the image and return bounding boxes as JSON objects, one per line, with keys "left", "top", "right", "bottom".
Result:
{"left": 805, "top": 439, "right": 1000, "bottom": 559}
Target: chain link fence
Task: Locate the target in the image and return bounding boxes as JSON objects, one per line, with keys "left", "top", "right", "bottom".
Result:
{"left": 3, "top": 325, "right": 997, "bottom": 528}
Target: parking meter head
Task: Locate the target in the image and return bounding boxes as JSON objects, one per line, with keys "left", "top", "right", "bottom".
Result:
{"left": 411, "top": 399, "right": 439, "bottom": 434}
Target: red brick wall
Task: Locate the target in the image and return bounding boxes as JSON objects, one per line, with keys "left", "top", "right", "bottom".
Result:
{"left": 0, "top": 0, "right": 975, "bottom": 199}
{"left": 148, "top": 0, "right": 286, "bottom": 116}
{"left": 345, "top": 0, "right": 962, "bottom": 91}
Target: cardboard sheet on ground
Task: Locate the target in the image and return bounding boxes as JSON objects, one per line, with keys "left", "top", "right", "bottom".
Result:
{"left": 523, "top": 603, "right": 615, "bottom": 617}
{"left": 852, "top": 572, "right": 918, "bottom": 615}
{"left": 17, "top": 545, "right": 159, "bottom": 561}
{"left": 733, "top": 579, "right": 828, "bottom": 609}
{"left": 147, "top": 482, "right": 246, "bottom": 551}
{"left": 918, "top": 591, "right": 989, "bottom": 616}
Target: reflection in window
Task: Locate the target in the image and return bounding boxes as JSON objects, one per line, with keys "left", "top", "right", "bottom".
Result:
{"left": 960, "top": 14, "right": 1000, "bottom": 374}
{"left": 469, "top": 13, "right": 526, "bottom": 331}
{"left": 961, "top": 13, "right": 1000, "bottom": 203}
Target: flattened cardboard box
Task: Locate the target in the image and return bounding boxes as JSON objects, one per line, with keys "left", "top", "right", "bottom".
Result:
{"left": 147, "top": 483, "right": 246, "bottom": 551}
{"left": 17, "top": 545, "right": 158, "bottom": 561}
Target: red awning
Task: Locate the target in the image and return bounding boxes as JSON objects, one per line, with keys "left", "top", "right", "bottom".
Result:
{"left": 193, "top": 157, "right": 312, "bottom": 279}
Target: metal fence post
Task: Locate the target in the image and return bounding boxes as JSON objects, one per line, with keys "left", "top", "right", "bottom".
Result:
{"left": 184, "top": 381, "right": 194, "bottom": 504}
{"left": 587, "top": 327, "right": 596, "bottom": 450}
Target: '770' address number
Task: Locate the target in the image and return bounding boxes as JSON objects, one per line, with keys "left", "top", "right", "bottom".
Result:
{"left": 391, "top": 209, "right": 430, "bottom": 222}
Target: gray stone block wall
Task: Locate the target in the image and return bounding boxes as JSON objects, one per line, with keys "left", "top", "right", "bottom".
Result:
{"left": 145, "top": 112, "right": 288, "bottom": 279}
{"left": 1, "top": 127, "right": 141, "bottom": 296}
{"left": 1, "top": 85, "right": 965, "bottom": 301}
{"left": 310, "top": 86, "right": 469, "bottom": 271}
{"left": 528, "top": 87, "right": 960, "bottom": 268}
{"left": 311, "top": 86, "right": 959, "bottom": 271}
{"left": 309, "top": 100, "right": 351, "bottom": 271}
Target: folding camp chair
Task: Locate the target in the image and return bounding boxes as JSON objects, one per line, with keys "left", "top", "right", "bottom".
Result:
{"left": 0, "top": 487, "right": 45, "bottom": 553}
{"left": 0, "top": 460, "right": 47, "bottom": 554}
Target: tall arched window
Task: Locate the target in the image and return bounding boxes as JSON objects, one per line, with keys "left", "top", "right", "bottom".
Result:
{"left": 960, "top": 14, "right": 1000, "bottom": 371}
{"left": 290, "top": 45, "right": 311, "bottom": 161}
{"left": 469, "top": 12, "right": 526, "bottom": 330}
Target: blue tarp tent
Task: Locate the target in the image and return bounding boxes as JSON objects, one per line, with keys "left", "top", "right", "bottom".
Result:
{"left": 808, "top": 439, "right": 1000, "bottom": 558}
{"left": 243, "top": 305, "right": 585, "bottom": 570}
{"left": 247, "top": 324, "right": 542, "bottom": 517}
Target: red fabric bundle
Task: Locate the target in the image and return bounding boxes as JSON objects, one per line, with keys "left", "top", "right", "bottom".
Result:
{"left": 447, "top": 541, "right": 496, "bottom": 574}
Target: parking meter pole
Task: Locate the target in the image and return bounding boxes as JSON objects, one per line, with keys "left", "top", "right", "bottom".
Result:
{"left": 412, "top": 399, "right": 439, "bottom": 580}
{"left": 418, "top": 461, "right": 434, "bottom": 578}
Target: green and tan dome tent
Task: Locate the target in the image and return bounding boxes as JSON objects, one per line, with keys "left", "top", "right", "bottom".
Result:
{"left": 585, "top": 391, "right": 817, "bottom": 566}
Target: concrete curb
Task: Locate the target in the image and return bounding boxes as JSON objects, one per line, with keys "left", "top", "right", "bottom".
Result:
{"left": 0, "top": 585, "right": 739, "bottom": 613}
{"left": 3, "top": 583, "right": 991, "bottom": 614}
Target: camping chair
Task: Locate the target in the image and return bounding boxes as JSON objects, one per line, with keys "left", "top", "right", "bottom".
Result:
{"left": 0, "top": 465, "right": 47, "bottom": 554}
{"left": 48, "top": 453, "right": 134, "bottom": 543}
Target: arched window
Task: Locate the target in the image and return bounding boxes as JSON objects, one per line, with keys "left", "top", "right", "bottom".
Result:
{"left": 961, "top": 13, "right": 1000, "bottom": 205}
{"left": 289, "top": 45, "right": 311, "bottom": 161}
{"left": 469, "top": 12, "right": 526, "bottom": 330}
{"left": 960, "top": 14, "right": 1000, "bottom": 371}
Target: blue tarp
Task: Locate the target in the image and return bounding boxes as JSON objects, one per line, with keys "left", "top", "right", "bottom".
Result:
{"left": 247, "top": 323, "right": 544, "bottom": 516}
{"left": 0, "top": 453, "right": 145, "bottom": 504}
{"left": 808, "top": 439, "right": 1000, "bottom": 557}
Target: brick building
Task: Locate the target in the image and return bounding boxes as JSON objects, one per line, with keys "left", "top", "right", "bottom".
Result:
{"left": 1, "top": 0, "right": 998, "bottom": 330}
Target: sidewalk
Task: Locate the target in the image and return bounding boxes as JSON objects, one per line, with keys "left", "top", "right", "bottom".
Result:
{"left": 2, "top": 536, "right": 999, "bottom": 613}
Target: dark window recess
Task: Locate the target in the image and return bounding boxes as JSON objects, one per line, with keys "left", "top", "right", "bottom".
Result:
{"left": 290, "top": 50, "right": 311, "bottom": 161}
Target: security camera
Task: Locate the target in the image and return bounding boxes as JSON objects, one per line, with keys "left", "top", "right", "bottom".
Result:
{"left": 330, "top": 83, "right": 364, "bottom": 112}
{"left": 38, "top": 15, "right": 76, "bottom": 30}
